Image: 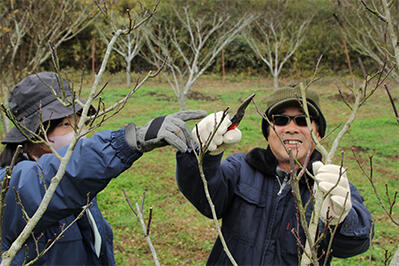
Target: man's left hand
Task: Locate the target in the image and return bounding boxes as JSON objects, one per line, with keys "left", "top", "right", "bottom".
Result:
{"left": 312, "top": 161, "right": 352, "bottom": 225}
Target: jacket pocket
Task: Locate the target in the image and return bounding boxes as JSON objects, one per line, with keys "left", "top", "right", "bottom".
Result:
{"left": 222, "top": 183, "right": 266, "bottom": 243}
{"left": 235, "top": 182, "right": 266, "bottom": 207}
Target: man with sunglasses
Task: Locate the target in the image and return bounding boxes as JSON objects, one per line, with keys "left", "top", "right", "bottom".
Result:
{"left": 175, "top": 85, "right": 372, "bottom": 265}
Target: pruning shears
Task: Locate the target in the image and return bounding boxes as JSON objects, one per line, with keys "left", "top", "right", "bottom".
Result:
{"left": 227, "top": 93, "right": 256, "bottom": 131}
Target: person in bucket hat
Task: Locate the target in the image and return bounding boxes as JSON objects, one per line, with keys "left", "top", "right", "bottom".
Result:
{"left": 0, "top": 72, "right": 206, "bottom": 265}
{"left": 175, "top": 84, "right": 372, "bottom": 265}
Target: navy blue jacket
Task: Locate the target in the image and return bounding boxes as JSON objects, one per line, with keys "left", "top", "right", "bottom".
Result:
{"left": 1, "top": 128, "right": 142, "bottom": 265}
{"left": 176, "top": 147, "right": 373, "bottom": 265}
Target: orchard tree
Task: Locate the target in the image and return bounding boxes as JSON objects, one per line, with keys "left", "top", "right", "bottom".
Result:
{"left": 97, "top": 0, "right": 158, "bottom": 88}
{"left": 243, "top": 2, "right": 312, "bottom": 90}
{"left": 336, "top": 2, "right": 399, "bottom": 263}
{"left": 0, "top": 0, "right": 97, "bottom": 135}
{"left": 335, "top": 0, "right": 399, "bottom": 81}
{"left": 142, "top": 2, "right": 255, "bottom": 110}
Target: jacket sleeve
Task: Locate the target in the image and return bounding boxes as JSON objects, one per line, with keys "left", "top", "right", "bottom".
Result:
{"left": 321, "top": 183, "right": 373, "bottom": 258}
{"left": 176, "top": 150, "right": 242, "bottom": 218}
{"left": 1, "top": 128, "right": 142, "bottom": 238}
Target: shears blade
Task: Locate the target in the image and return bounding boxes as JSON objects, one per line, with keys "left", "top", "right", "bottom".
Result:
{"left": 228, "top": 93, "right": 255, "bottom": 131}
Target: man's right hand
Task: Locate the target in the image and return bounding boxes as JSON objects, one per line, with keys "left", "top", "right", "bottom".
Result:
{"left": 192, "top": 111, "right": 242, "bottom": 155}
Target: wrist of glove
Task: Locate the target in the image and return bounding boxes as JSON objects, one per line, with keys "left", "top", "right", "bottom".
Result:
{"left": 312, "top": 161, "right": 352, "bottom": 225}
{"left": 125, "top": 110, "right": 207, "bottom": 153}
{"left": 192, "top": 111, "right": 242, "bottom": 155}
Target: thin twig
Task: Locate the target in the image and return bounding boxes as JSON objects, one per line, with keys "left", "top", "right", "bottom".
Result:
{"left": 352, "top": 152, "right": 399, "bottom": 226}
{"left": 191, "top": 110, "right": 238, "bottom": 265}
{"left": 122, "top": 189, "right": 137, "bottom": 216}
{"left": 384, "top": 84, "right": 399, "bottom": 124}
{"left": 146, "top": 207, "right": 152, "bottom": 236}
{"left": 26, "top": 201, "right": 93, "bottom": 265}
{"left": 134, "top": 203, "right": 160, "bottom": 266}
{"left": 122, "top": 190, "right": 159, "bottom": 265}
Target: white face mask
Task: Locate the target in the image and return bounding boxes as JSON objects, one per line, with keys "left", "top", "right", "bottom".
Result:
{"left": 48, "top": 131, "right": 75, "bottom": 150}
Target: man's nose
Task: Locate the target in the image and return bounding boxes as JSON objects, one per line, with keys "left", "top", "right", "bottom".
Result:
{"left": 284, "top": 119, "right": 299, "bottom": 133}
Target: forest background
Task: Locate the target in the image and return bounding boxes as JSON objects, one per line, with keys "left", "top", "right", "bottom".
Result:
{"left": 0, "top": 0, "right": 398, "bottom": 265}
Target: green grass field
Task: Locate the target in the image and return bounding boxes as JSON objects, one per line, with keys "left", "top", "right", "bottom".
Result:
{"left": 6, "top": 73, "right": 399, "bottom": 265}
{"left": 88, "top": 74, "right": 399, "bottom": 265}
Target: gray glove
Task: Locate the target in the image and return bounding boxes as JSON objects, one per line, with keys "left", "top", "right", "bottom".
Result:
{"left": 125, "top": 110, "right": 207, "bottom": 153}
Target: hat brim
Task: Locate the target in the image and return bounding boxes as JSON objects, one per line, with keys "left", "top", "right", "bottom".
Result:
{"left": 2, "top": 99, "right": 84, "bottom": 144}
{"left": 266, "top": 98, "right": 320, "bottom": 118}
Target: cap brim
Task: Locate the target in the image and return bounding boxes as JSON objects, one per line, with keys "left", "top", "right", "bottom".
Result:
{"left": 266, "top": 98, "right": 320, "bottom": 118}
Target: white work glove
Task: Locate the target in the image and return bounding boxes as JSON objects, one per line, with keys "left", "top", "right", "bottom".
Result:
{"left": 192, "top": 111, "right": 242, "bottom": 155}
{"left": 312, "top": 161, "right": 352, "bottom": 225}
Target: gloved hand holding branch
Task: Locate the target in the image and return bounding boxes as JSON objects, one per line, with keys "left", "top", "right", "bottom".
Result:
{"left": 312, "top": 161, "right": 352, "bottom": 225}
{"left": 192, "top": 111, "right": 242, "bottom": 155}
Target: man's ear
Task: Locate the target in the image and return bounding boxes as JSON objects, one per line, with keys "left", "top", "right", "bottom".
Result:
{"left": 315, "top": 127, "right": 321, "bottom": 141}
{"left": 312, "top": 121, "right": 321, "bottom": 141}
{"left": 316, "top": 132, "right": 321, "bottom": 141}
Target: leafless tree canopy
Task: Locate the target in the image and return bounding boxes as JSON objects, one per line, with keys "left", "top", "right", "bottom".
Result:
{"left": 336, "top": 0, "right": 399, "bottom": 81}
{"left": 142, "top": 5, "right": 254, "bottom": 110}
{"left": 97, "top": 1, "right": 158, "bottom": 88}
{"left": 244, "top": 8, "right": 312, "bottom": 90}
{"left": 0, "top": 0, "right": 97, "bottom": 135}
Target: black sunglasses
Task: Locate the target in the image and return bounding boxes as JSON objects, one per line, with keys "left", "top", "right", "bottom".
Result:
{"left": 271, "top": 114, "right": 315, "bottom": 127}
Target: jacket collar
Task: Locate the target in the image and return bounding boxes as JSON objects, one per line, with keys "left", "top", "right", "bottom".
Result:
{"left": 245, "top": 146, "right": 322, "bottom": 184}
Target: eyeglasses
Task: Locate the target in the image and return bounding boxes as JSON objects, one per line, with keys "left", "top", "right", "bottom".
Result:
{"left": 271, "top": 114, "right": 315, "bottom": 127}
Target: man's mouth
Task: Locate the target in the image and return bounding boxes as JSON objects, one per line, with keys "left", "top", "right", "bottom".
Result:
{"left": 283, "top": 140, "right": 302, "bottom": 145}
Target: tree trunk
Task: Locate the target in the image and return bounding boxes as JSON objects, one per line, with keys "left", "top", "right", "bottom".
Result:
{"left": 92, "top": 32, "right": 96, "bottom": 82}
{"left": 0, "top": 111, "right": 10, "bottom": 139}
{"left": 178, "top": 93, "right": 187, "bottom": 111}
{"left": 126, "top": 60, "right": 131, "bottom": 88}
{"left": 273, "top": 73, "right": 279, "bottom": 90}
{"left": 0, "top": 88, "right": 11, "bottom": 136}
{"left": 221, "top": 48, "right": 225, "bottom": 82}
{"left": 157, "top": 28, "right": 161, "bottom": 83}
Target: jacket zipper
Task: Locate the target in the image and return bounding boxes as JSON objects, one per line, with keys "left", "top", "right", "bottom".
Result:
{"left": 276, "top": 175, "right": 289, "bottom": 195}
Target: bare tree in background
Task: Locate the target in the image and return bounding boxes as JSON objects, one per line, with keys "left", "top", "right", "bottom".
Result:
{"left": 97, "top": 1, "right": 157, "bottom": 88}
{"left": 335, "top": 0, "right": 399, "bottom": 81}
{"left": 336, "top": 2, "right": 399, "bottom": 264}
{"left": 244, "top": 9, "right": 312, "bottom": 90}
{"left": 142, "top": 6, "right": 255, "bottom": 110}
{"left": 0, "top": 0, "right": 97, "bottom": 135}
{"left": 0, "top": 2, "right": 160, "bottom": 264}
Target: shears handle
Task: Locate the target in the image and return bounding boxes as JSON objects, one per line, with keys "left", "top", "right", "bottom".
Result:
{"left": 227, "top": 123, "right": 239, "bottom": 131}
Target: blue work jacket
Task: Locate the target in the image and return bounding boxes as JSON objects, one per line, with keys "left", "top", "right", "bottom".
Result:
{"left": 1, "top": 129, "right": 142, "bottom": 265}
{"left": 176, "top": 147, "right": 373, "bottom": 265}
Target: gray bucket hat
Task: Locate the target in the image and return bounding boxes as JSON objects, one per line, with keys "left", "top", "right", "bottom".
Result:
{"left": 2, "top": 72, "right": 86, "bottom": 144}
{"left": 261, "top": 84, "right": 327, "bottom": 139}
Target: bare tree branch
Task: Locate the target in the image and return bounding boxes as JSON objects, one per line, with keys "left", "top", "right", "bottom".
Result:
{"left": 0, "top": 4, "right": 160, "bottom": 263}
{"left": 142, "top": 5, "right": 254, "bottom": 110}
{"left": 244, "top": 11, "right": 312, "bottom": 90}
{"left": 191, "top": 110, "right": 238, "bottom": 266}
{"left": 122, "top": 190, "right": 160, "bottom": 266}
